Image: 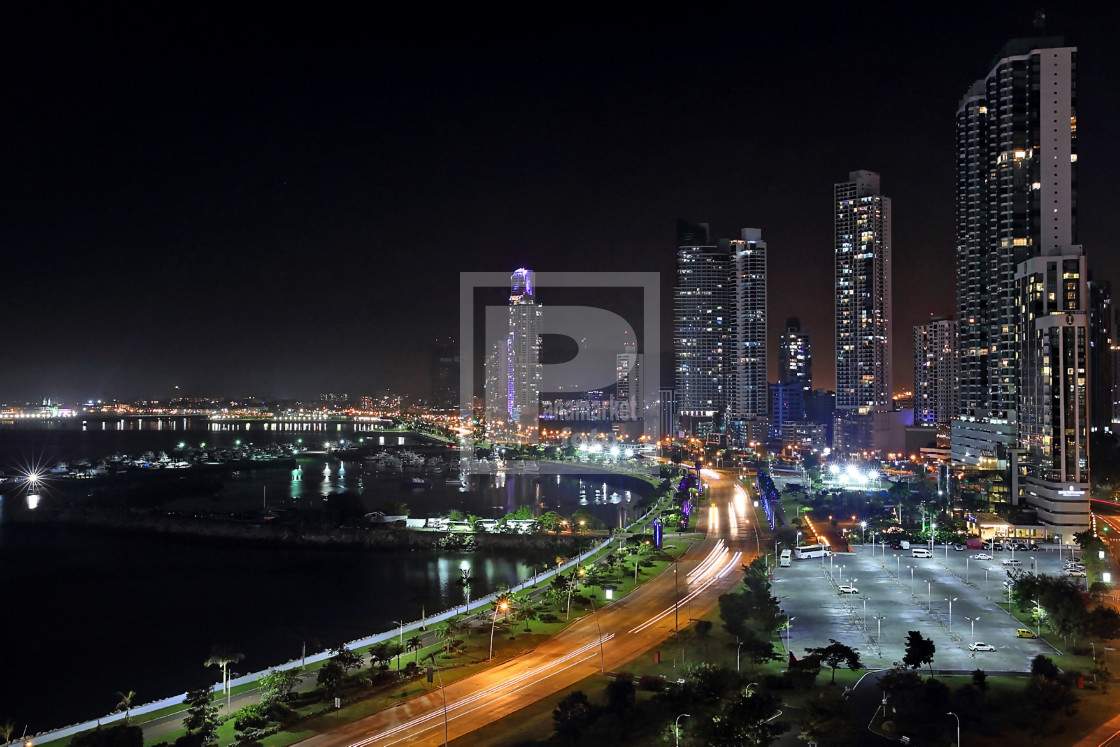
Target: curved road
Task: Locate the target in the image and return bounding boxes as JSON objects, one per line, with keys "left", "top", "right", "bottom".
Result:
{"left": 298, "top": 470, "right": 758, "bottom": 746}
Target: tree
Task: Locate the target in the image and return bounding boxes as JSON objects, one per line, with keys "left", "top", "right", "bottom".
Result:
{"left": 704, "top": 688, "right": 788, "bottom": 746}
{"left": 204, "top": 645, "right": 245, "bottom": 714}
{"left": 798, "top": 688, "right": 854, "bottom": 747}
{"left": 181, "top": 686, "right": 219, "bottom": 746}
{"left": 257, "top": 669, "right": 301, "bottom": 705}
{"left": 1073, "top": 529, "right": 1106, "bottom": 557}
{"left": 406, "top": 635, "right": 423, "bottom": 662}
{"left": 332, "top": 646, "right": 363, "bottom": 672}
{"left": 552, "top": 690, "right": 595, "bottom": 742}
{"left": 1031, "top": 654, "right": 1061, "bottom": 680}
{"left": 317, "top": 661, "right": 346, "bottom": 699}
{"left": 368, "top": 642, "right": 393, "bottom": 677}
{"left": 804, "top": 639, "right": 864, "bottom": 683}
{"left": 513, "top": 595, "right": 539, "bottom": 631}
{"left": 902, "top": 631, "right": 936, "bottom": 676}
{"left": 387, "top": 641, "right": 405, "bottom": 672}
{"left": 604, "top": 672, "right": 636, "bottom": 713}
{"left": 114, "top": 690, "right": 136, "bottom": 725}
{"left": 1088, "top": 605, "right": 1120, "bottom": 640}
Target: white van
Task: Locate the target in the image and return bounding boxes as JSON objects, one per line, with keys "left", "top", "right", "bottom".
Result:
{"left": 911, "top": 547, "right": 933, "bottom": 558}
{"left": 779, "top": 549, "right": 792, "bottom": 567}
{"left": 1002, "top": 558, "right": 1022, "bottom": 567}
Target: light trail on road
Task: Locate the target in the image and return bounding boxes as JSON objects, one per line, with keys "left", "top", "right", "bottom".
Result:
{"left": 629, "top": 550, "right": 742, "bottom": 634}
{"left": 685, "top": 539, "right": 727, "bottom": 583}
{"left": 354, "top": 635, "right": 615, "bottom": 746}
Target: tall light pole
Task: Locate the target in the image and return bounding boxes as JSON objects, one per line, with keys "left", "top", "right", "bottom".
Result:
{"left": 945, "top": 597, "right": 957, "bottom": 633}
{"left": 874, "top": 615, "right": 886, "bottom": 643}
{"left": 861, "top": 520, "right": 867, "bottom": 545}
{"left": 674, "top": 556, "right": 680, "bottom": 634}
{"left": 674, "top": 713, "right": 690, "bottom": 747}
{"left": 1034, "top": 598, "right": 1042, "bottom": 638}
{"left": 927, "top": 581, "right": 932, "bottom": 612}
{"left": 392, "top": 619, "right": 405, "bottom": 671}
{"left": 909, "top": 565, "right": 915, "bottom": 597}
{"left": 785, "top": 615, "right": 795, "bottom": 654}
{"left": 966, "top": 557, "right": 970, "bottom": 584}
{"left": 862, "top": 596, "right": 869, "bottom": 630}
{"left": 965, "top": 615, "right": 979, "bottom": 641}
{"left": 737, "top": 640, "right": 745, "bottom": 672}
{"left": 489, "top": 600, "right": 509, "bottom": 660}
{"left": 947, "top": 711, "right": 960, "bottom": 747}
{"left": 930, "top": 522, "right": 936, "bottom": 552}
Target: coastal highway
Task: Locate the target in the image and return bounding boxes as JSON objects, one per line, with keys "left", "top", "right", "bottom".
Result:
{"left": 298, "top": 470, "right": 759, "bottom": 747}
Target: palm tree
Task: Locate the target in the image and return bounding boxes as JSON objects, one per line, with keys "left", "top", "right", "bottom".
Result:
{"left": 114, "top": 690, "right": 136, "bottom": 724}
{"left": 434, "top": 623, "right": 453, "bottom": 655}
{"left": 407, "top": 634, "right": 423, "bottom": 662}
{"left": 2, "top": 720, "right": 16, "bottom": 747}
{"left": 204, "top": 644, "right": 245, "bottom": 714}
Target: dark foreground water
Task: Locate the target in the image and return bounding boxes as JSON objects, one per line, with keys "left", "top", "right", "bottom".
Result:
{"left": 0, "top": 427, "right": 649, "bottom": 734}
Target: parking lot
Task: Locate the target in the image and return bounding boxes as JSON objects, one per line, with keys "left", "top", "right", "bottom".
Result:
{"left": 770, "top": 542, "right": 1073, "bottom": 671}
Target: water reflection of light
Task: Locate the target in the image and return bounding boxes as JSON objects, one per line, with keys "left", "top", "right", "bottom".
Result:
{"left": 27, "top": 494, "right": 41, "bottom": 510}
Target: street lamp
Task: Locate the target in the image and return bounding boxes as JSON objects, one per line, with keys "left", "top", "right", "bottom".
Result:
{"left": 965, "top": 615, "right": 979, "bottom": 641}
{"left": 874, "top": 615, "right": 886, "bottom": 643}
{"left": 930, "top": 523, "right": 936, "bottom": 551}
{"left": 862, "top": 596, "right": 869, "bottom": 630}
{"left": 861, "top": 521, "right": 867, "bottom": 545}
{"left": 1034, "top": 598, "right": 1042, "bottom": 638}
{"left": 489, "top": 599, "right": 509, "bottom": 660}
{"left": 947, "top": 711, "right": 960, "bottom": 747}
{"left": 927, "top": 581, "right": 932, "bottom": 612}
{"left": 785, "top": 615, "right": 795, "bottom": 654}
{"left": 674, "top": 713, "right": 690, "bottom": 747}
{"left": 909, "top": 565, "right": 915, "bottom": 597}
{"left": 737, "top": 640, "right": 745, "bottom": 672}
{"left": 945, "top": 597, "right": 957, "bottom": 633}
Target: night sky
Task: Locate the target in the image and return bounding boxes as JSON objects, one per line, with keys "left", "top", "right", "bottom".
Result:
{"left": 4, "top": 4, "right": 1118, "bottom": 404}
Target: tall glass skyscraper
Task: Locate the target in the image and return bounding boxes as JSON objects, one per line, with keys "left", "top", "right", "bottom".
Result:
{"left": 953, "top": 38, "right": 1088, "bottom": 537}
{"left": 674, "top": 221, "right": 767, "bottom": 441}
{"left": 834, "top": 170, "right": 892, "bottom": 412}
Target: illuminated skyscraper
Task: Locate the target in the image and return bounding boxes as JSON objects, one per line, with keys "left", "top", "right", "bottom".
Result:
{"left": 505, "top": 268, "right": 541, "bottom": 441}
{"left": 731, "top": 228, "right": 767, "bottom": 437}
{"left": 674, "top": 221, "right": 731, "bottom": 435}
{"left": 913, "top": 317, "right": 958, "bottom": 427}
{"left": 834, "top": 170, "right": 892, "bottom": 412}
{"left": 953, "top": 37, "right": 1088, "bottom": 537}
{"left": 483, "top": 268, "right": 541, "bottom": 443}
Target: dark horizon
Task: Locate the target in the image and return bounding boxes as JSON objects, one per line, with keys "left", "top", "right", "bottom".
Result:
{"left": 5, "top": 5, "right": 1118, "bottom": 404}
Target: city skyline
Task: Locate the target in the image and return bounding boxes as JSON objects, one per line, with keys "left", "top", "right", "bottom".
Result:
{"left": 5, "top": 6, "right": 1119, "bottom": 402}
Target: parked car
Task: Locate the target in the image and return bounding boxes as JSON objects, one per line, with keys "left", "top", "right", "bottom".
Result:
{"left": 1030, "top": 545, "right": 1044, "bottom": 551}
{"left": 838, "top": 585, "right": 859, "bottom": 594}
{"left": 971, "top": 553, "right": 993, "bottom": 561}
{"left": 1016, "top": 628, "right": 1038, "bottom": 638}
{"left": 968, "top": 642, "right": 996, "bottom": 652}
{"left": 1065, "top": 563, "right": 1086, "bottom": 571}
{"left": 954, "top": 544, "right": 967, "bottom": 551}
{"left": 1013, "top": 542, "right": 1030, "bottom": 551}
{"left": 1067, "top": 569, "right": 1087, "bottom": 578}
{"left": 1002, "top": 559, "right": 1022, "bottom": 567}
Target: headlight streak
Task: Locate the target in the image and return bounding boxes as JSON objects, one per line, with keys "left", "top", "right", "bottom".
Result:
{"left": 726, "top": 501, "right": 738, "bottom": 535}
{"left": 629, "top": 550, "right": 742, "bottom": 634}
{"left": 685, "top": 540, "right": 727, "bottom": 582}
{"left": 353, "top": 636, "right": 614, "bottom": 746}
